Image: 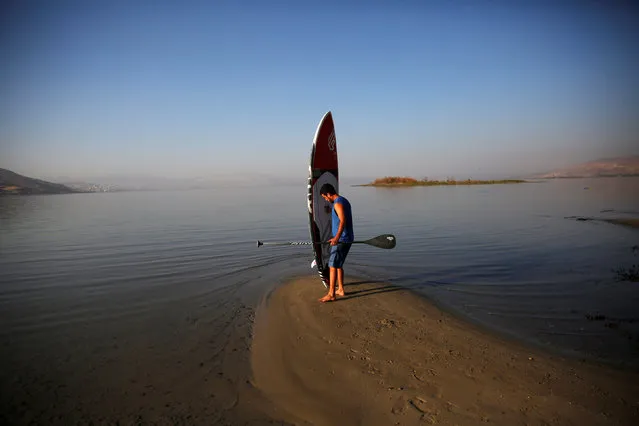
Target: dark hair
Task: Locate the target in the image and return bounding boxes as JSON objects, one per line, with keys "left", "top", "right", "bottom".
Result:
{"left": 319, "top": 183, "right": 337, "bottom": 196}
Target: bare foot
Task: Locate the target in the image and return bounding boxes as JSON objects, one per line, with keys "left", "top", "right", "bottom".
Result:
{"left": 335, "top": 289, "right": 345, "bottom": 297}
{"left": 319, "top": 294, "right": 336, "bottom": 303}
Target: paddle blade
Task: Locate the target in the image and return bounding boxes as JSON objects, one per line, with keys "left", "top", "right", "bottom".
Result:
{"left": 361, "top": 234, "right": 396, "bottom": 249}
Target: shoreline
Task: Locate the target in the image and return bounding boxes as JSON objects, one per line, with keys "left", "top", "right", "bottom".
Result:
{"left": 250, "top": 277, "right": 639, "bottom": 425}
{"left": 604, "top": 218, "right": 639, "bottom": 229}
{"left": 566, "top": 216, "right": 639, "bottom": 230}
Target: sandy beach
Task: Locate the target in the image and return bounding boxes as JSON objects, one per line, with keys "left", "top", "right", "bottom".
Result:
{"left": 250, "top": 277, "right": 639, "bottom": 426}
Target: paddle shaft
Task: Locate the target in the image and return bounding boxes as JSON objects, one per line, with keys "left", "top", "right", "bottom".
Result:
{"left": 256, "top": 234, "right": 396, "bottom": 249}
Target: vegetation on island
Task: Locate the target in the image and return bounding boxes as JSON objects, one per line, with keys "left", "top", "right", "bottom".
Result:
{"left": 360, "top": 176, "right": 527, "bottom": 187}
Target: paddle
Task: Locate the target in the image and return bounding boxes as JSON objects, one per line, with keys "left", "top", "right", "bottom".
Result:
{"left": 256, "top": 234, "right": 396, "bottom": 249}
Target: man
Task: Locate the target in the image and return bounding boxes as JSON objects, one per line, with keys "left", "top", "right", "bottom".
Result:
{"left": 318, "top": 183, "right": 354, "bottom": 303}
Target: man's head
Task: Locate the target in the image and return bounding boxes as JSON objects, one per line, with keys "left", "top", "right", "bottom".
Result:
{"left": 320, "top": 183, "right": 337, "bottom": 202}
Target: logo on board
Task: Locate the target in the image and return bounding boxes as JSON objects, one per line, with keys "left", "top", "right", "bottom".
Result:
{"left": 328, "top": 131, "right": 336, "bottom": 151}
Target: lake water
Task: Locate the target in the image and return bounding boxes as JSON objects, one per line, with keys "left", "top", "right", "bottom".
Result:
{"left": 1, "top": 177, "right": 638, "bottom": 422}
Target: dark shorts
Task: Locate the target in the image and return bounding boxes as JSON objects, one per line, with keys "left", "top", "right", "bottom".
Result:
{"left": 328, "top": 243, "right": 352, "bottom": 268}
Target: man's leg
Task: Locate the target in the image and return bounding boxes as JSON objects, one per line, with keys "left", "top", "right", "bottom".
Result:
{"left": 319, "top": 267, "right": 337, "bottom": 302}
{"left": 335, "top": 268, "right": 345, "bottom": 297}
{"left": 335, "top": 243, "right": 350, "bottom": 297}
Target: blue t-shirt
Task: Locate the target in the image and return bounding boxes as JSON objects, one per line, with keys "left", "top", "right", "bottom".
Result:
{"left": 332, "top": 196, "right": 354, "bottom": 243}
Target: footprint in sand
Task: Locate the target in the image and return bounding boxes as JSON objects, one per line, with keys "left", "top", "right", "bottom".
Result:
{"left": 409, "top": 397, "right": 440, "bottom": 423}
{"left": 391, "top": 396, "right": 406, "bottom": 414}
{"left": 412, "top": 378, "right": 443, "bottom": 399}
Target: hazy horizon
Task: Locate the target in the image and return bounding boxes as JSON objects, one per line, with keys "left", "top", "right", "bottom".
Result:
{"left": 1, "top": 1, "right": 638, "bottom": 184}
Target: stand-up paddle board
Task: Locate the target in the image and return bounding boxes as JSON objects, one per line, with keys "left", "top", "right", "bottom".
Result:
{"left": 307, "top": 111, "right": 338, "bottom": 288}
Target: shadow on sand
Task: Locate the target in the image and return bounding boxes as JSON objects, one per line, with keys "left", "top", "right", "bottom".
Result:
{"left": 332, "top": 281, "right": 406, "bottom": 302}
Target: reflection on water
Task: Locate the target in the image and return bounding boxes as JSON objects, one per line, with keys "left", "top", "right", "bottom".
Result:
{"left": 0, "top": 196, "right": 40, "bottom": 228}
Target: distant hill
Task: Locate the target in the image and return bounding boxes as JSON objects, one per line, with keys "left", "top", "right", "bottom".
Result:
{"left": 534, "top": 156, "right": 639, "bottom": 178}
{"left": 0, "top": 168, "right": 76, "bottom": 195}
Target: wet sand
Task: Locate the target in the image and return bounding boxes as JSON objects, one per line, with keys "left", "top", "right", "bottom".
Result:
{"left": 567, "top": 216, "right": 639, "bottom": 230}
{"left": 0, "top": 286, "right": 268, "bottom": 425}
{"left": 604, "top": 218, "right": 639, "bottom": 229}
{"left": 250, "top": 277, "right": 639, "bottom": 425}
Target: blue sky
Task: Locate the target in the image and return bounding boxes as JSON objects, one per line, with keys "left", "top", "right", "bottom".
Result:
{"left": 1, "top": 0, "right": 637, "bottom": 183}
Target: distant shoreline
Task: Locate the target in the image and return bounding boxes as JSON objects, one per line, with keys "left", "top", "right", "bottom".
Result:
{"left": 356, "top": 176, "right": 528, "bottom": 187}
{"left": 535, "top": 174, "right": 639, "bottom": 179}
{"left": 0, "top": 187, "right": 77, "bottom": 196}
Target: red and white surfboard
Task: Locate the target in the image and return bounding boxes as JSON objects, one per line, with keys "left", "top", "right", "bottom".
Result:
{"left": 307, "top": 111, "right": 338, "bottom": 287}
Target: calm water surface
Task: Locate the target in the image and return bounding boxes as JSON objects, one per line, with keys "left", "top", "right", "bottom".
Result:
{"left": 1, "top": 177, "right": 638, "bottom": 422}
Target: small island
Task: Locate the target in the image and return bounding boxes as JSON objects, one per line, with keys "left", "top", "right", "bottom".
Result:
{"left": 358, "top": 176, "right": 527, "bottom": 187}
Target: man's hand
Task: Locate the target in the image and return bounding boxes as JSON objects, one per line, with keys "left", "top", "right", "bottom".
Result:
{"left": 329, "top": 236, "right": 339, "bottom": 246}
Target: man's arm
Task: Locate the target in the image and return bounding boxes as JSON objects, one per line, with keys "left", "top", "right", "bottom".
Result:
{"left": 330, "top": 201, "right": 346, "bottom": 245}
